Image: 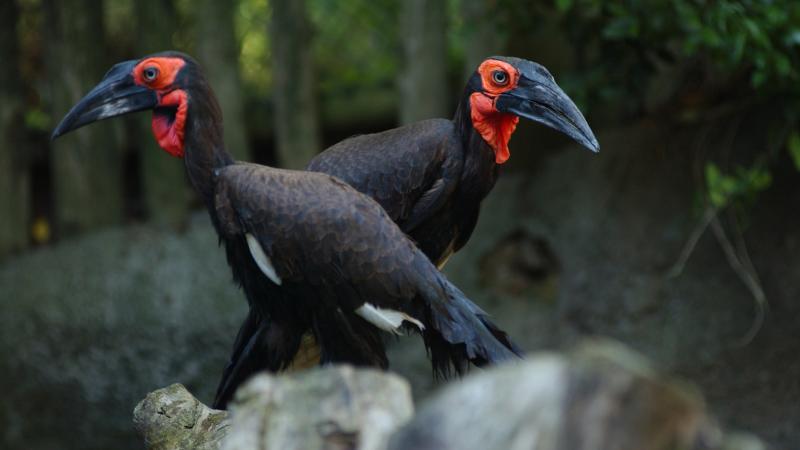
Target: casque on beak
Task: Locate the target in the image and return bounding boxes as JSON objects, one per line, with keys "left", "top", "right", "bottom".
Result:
{"left": 495, "top": 70, "right": 600, "bottom": 153}
{"left": 52, "top": 60, "right": 158, "bottom": 140}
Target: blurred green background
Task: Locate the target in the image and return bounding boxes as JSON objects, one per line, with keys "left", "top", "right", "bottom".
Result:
{"left": 1, "top": 0, "right": 799, "bottom": 448}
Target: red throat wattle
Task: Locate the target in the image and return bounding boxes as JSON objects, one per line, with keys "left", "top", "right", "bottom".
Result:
{"left": 133, "top": 56, "right": 188, "bottom": 158}
{"left": 152, "top": 89, "right": 187, "bottom": 158}
{"left": 469, "top": 92, "right": 519, "bottom": 164}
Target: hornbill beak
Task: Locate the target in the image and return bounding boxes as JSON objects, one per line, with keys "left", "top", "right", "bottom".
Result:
{"left": 52, "top": 60, "right": 157, "bottom": 140}
{"left": 495, "top": 72, "right": 600, "bottom": 153}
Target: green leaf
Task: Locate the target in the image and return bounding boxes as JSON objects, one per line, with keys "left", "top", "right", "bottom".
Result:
{"left": 555, "top": 0, "right": 573, "bottom": 12}
{"left": 751, "top": 69, "right": 768, "bottom": 87}
{"left": 731, "top": 33, "right": 746, "bottom": 63}
{"left": 24, "top": 109, "right": 50, "bottom": 132}
{"left": 785, "top": 29, "right": 800, "bottom": 46}
{"left": 788, "top": 131, "right": 800, "bottom": 171}
{"left": 706, "top": 163, "right": 728, "bottom": 208}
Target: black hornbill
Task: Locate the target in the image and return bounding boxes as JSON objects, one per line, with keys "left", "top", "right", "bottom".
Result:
{"left": 308, "top": 56, "right": 599, "bottom": 268}
{"left": 217, "top": 56, "right": 599, "bottom": 408}
{"left": 51, "top": 51, "right": 521, "bottom": 407}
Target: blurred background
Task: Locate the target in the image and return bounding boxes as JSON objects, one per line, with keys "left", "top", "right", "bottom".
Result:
{"left": 1, "top": 0, "right": 799, "bottom": 448}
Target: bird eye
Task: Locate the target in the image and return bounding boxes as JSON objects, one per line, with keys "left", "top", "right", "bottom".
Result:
{"left": 143, "top": 67, "right": 159, "bottom": 82}
{"left": 491, "top": 70, "right": 508, "bottom": 85}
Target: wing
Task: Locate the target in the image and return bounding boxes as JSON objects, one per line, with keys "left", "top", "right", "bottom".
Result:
{"left": 306, "top": 119, "right": 464, "bottom": 234}
{"left": 214, "top": 163, "right": 427, "bottom": 311}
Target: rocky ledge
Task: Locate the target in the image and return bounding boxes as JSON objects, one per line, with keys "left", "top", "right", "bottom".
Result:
{"left": 133, "top": 340, "right": 765, "bottom": 450}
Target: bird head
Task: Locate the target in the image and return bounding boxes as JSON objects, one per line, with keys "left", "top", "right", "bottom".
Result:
{"left": 51, "top": 51, "right": 207, "bottom": 158}
{"left": 466, "top": 56, "right": 599, "bottom": 164}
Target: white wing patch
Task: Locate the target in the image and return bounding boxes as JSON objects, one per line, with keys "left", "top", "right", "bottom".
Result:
{"left": 355, "top": 303, "right": 425, "bottom": 334}
{"left": 245, "top": 233, "right": 282, "bottom": 285}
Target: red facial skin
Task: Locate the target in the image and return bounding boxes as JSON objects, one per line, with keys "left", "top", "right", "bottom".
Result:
{"left": 469, "top": 59, "right": 521, "bottom": 164}
{"left": 133, "top": 57, "right": 188, "bottom": 158}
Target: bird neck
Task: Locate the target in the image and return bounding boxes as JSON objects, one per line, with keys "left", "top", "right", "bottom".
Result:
{"left": 453, "top": 94, "right": 500, "bottom": 201}
{"left": 182, "top": 87, "right": 235, "bottom": 210}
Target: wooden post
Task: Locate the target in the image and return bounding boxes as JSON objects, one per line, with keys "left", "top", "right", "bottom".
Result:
{"left": 270, "top": 0, "right": 322, "bottom": 169}
{"left": 194, "top": 0, "right": 250, "bottom": 161}
{"left": 0, "top": 0, "right": 29, "bottom": 257}
{"left": 44, "top": 0, "right": 124, "bottom": 235}
{"left": 461, "top": 0, "right": 506, "bottom": 78}
{"left": 134, "top": 0, "right": 191, "bottom": 227}
{"left": 399, "top": 0, "right": 449, "bottom": 124}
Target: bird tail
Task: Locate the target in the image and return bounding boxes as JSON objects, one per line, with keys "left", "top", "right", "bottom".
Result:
{"left": 213, "top": 309, "right": 305, "bottom": 409}
{"left": 421, "top": 273, "right": 522, "bottom": 377}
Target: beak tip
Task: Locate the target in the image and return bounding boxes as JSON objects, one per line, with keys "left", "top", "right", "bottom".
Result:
{"left": 581, "top": 136, "right": 600, "bottom": 153}
{"left": 51, "top": 123, "right": 69, "bottom": 141}
{"left": 51, "top": 114, "right": 75, "bottom": 141}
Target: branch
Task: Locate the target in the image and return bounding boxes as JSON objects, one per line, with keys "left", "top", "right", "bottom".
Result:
{"left": 709, "top": 216, "right": 768, "bottom": 346}
{"left": 666, "top": 205, "right": 717, "bottom": 279}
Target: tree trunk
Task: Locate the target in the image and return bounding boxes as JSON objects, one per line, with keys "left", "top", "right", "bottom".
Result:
{"left": 399, "top": 0, "right": 449, "bottom": 124}
{"left": 270, "top": 0, "right": 322, "bottom": 169}
{"left": 134, "top": 0, "right": 191, "bottom": 227}
{"left": 0, "top": 0, "right": 29, "bottom": 257}
{"left": 461, "top": 0, "right": 506, "bottom": 79}
{"left": 44, "top": 0, "right": 123, "bottom": 235}
{"left": 194, "top": 0, "right": 250, "bottom": 161}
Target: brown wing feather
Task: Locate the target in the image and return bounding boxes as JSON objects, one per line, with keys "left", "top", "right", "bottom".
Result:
{"left": 214, "top": 163, "right": 425, "bottom": 308}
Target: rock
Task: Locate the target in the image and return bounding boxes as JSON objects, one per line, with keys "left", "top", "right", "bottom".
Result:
{"left": 133, "top": 342, "right": 765, "bottom": 450}
{"left": 388, "top": 340, "right": 722, "bottom": 450}
{"left": 133, "top": 383, "right": 229, "bottom": 450}
{"left": 478, "top": 228, "right": 560, "bottom": 297}
{"left": 223, "top": 366, "right": 413, "bottom": 450}
{"left": 0, "top": 215, "right": 246, "bottom": 450}
{"left": 722, "top": 432, "right": 767, "bottom": 450}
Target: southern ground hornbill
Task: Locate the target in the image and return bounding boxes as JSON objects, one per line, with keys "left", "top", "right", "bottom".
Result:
{"left": 309, "top": 56, "right": 599, "bottom": 268}
{"left": 218, "top": 56, "right": 600, "bottom": 407}
{"left": 51, "top": 51, "right": 521, "bottom": 407}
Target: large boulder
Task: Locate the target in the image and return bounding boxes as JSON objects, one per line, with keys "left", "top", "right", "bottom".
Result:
{"left": 222, "top": 366, "right": 413, "bottom": 450}
{"left": 0, "top": 216, "right": 246, "bottom": 450}
{"left": 133, "top": 367, "right": 414, "bottom": 450}
{"left": 389, "top": 340, "right": 718, "bottom": 450}
{"left": 133, "top": 342, "right": 765, "bottom": 450}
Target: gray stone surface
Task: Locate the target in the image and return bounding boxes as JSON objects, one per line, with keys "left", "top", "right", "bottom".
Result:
{"left": 223, "top": 366, "right": 413, "bottom": 450}
{"left": 0, "top": 215, "right": 246, "bottom": 450}
{"left": 132, "top": 343, "right": 765, "bottom": 450}
{"left": 389, "top": 340, "right": 719, "bottom": 450}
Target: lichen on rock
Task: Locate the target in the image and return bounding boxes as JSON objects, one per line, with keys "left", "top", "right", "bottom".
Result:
{"left": 133, "top": 383, "right": 229, "bottom": 450}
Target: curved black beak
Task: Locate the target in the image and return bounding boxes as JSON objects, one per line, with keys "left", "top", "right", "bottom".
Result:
{"left": 495, "top": 71, "right": 599, "bottom": 152}
{"left": 51, "top": 60, "right": 157, "bottom": 140}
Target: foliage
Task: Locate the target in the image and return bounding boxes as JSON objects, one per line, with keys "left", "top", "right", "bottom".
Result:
{"left": 550, "top": 0, "right": 800, "bottom": 212}
{"left": 553, "top": 0, "right": 800, "bottom": 112}
{"left": 705, "top": 162, "right": 771, "bottom": 209}
{"left": 235, "top": 0, "right": 272, "bottom": 96}
{"left": 232, "top": 0, "right": 401, "bottom": 101}
{"left": 310, "top": 0, "right": 400, "bottom": 100}
{"left": 788, "top": 131, "right": 800, "bottom": 171}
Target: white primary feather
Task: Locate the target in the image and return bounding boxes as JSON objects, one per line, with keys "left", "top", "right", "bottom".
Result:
{"left": 245, "top": 233, "right": 282, "bottom": 285}
{"left": 355, "top": 303, "right": 425, "bottom": 334}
